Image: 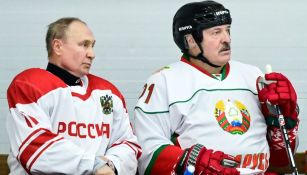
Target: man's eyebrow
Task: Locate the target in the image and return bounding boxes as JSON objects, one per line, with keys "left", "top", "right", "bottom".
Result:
{"left": 81, "top": 39, "right": 96, "bottom": 46}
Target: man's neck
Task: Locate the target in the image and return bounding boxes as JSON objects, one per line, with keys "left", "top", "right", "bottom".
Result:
{"left": 189, "top": 58, "right": 223, "bottom": 74}
{"left": 46, "top": 62, "right": 81, "bottom": 86}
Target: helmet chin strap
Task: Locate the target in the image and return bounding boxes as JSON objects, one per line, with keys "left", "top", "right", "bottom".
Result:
{"left": 192, "top": 42, "right": 221, "bottom": 68}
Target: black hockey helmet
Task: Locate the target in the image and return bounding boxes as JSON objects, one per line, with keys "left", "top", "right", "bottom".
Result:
{"left": 173, "top": 0, "right": 232, "bottom": 52}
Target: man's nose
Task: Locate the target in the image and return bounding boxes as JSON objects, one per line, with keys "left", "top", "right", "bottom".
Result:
{"left": 87, "top": 47, "right": 95, "bottom": 60}
{"left": 222, "top": 31, "right": 231, "bottom": 43}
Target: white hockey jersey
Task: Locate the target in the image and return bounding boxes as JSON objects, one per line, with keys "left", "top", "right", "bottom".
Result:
{"left": 7, "top": 68, "right": 141, "bottom": 175}
{"left": 134, "top": 58, "right": 270, "bottom": 174}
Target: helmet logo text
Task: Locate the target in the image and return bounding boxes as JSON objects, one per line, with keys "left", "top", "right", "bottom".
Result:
{"left": 178, "top": 25, "right": 192, "bottom": 31}
{"left": 215, "top": 10, "right": 229, "bottom": 16}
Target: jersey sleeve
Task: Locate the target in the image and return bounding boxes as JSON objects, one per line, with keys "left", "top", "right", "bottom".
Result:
{"left": 6, "top": 78, "right": 95, "bottom": 174}
{"left": 103, "top": 91, "right": 142, "bottom": 175}
{"left": 133, "top": 72, "right": 184, "bottom": 175}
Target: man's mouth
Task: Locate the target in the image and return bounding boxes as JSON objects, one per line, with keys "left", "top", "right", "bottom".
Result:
{"left": 219, "top": 42, "right": 231, "bottom": 53}
{"left": 219, "top": 48, "right": 231, "bottom": 55}
{"left": 83, "top": 63, "right": 92, "bottom": 69}
{"left": 220, "top": 48, "right": 230, "bottom": 52}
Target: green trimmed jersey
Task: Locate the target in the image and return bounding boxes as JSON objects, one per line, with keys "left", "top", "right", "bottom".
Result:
{"left": 134, "top": 58, "right": 269, "bottom": 174}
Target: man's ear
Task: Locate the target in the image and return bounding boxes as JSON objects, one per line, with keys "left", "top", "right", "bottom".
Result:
{"left": 52, "top": 39, "right": 63, "bottom": 56}
{"left": 184, "top": 34, "right": 197, "bottom": 50}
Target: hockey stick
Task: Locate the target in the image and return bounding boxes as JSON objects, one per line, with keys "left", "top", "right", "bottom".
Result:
{"left": 258, "top": 64, "right": 298, "bottom": 175}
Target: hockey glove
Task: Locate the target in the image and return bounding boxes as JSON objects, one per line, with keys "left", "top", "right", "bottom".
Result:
{"left": 257, "top": 72, "right": 299, "bottom": 128}
{"left": 176, "top": 144, "right": 240, "bottom": 175}
{"left": 267, "top": 124, "right": 298, "bottom": 167}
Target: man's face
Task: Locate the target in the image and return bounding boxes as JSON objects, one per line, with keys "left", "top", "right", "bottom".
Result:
{"left": 200, "top": 24, "right": 231, "bottom": 66}
{"left": 59, "top": 21, "right": 96, "bottom": 77}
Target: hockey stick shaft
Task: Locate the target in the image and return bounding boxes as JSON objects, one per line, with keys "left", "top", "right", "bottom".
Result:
{"left": 275, "top": 105, "right": 298, "bottom": 175}
{"left": 265, "top": 64, "right": 298, "bottom": 175}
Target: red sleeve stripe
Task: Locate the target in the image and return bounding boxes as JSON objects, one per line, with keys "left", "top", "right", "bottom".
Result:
{"left": 29, "top": 116, "right": 38, "bottom": 125}
{"left": 123, "top": 142, "right": 138, "bottom": 156}
{"left": 123, "top": 141, "right": 142, "bottom": 159}
{"left": 18, "top": 128, "right": 46, "bottom": 152}
{"left": 17, "top": 129, "right": 60, "bottom": 169}
{"left": 26, "top": 136, "right": 63, "bottom": 168}
{"left": 123, "top": 140, "right": 142, "bottom": 150}
{"left": 24, "top": 117, "right": 32, "bottom": 128}
{"left": 111, "top": 140, "right": 142, "bottom": 159}
{"left": 28, "top": 137, "right": 64, "bottom": 171}
{"left": 19, "top": 130, "right": 57, "bottom": 165}
{"left": 125, "top": 141, "right": 142, "bottom": 158}
{"left": 24, "top": 115, "right": 39, "bottom": 128}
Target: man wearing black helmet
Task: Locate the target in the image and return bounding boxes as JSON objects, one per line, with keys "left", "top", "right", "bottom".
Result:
{"left": 133, "top": 1, "right": 299, "bottom": 175}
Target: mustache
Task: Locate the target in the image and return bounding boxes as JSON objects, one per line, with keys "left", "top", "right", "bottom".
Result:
{"left": 219, "top": 42, "right": 231, "bottom": 52}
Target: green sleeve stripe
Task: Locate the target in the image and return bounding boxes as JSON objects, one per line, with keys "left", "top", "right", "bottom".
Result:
{"left": 144, "top": 144, "right": 169, "bottom": 175}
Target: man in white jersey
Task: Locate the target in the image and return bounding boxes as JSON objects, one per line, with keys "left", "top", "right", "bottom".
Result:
{"left": 6, "top": 17, "right": 141, "bottom": 175}
{"left": 133, "top": 1, "right": 299, "bottom": 175}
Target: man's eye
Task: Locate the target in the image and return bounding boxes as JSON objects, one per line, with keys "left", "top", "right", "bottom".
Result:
{"left": 79, "top": 41, "right": 91, "bottom": 47}
{"left": 83, "top": 42, "right": 90, "bottom": 47}
{"left": 213, "top": 31, "right": 220, "bottom": 35}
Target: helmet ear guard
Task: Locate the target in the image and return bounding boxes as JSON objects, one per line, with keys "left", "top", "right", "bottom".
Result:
{"left": 181, "top": 32, "right": 202, "bottom": 50}
{"left": 183, "top": 35, "right": 190, "bottom": 50}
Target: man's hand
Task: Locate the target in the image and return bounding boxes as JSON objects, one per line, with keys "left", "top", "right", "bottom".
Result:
{"left": 94, "top": 165, "right": 115, "bottom": 175}
{"left": 94, "top": 156, "right": 116, "bottom": 175}
{"left": 177, "top": 144, "right": 240, "bottom": 175}
{"left": 257, "top": 72, "right": 298, "bottom": 128}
